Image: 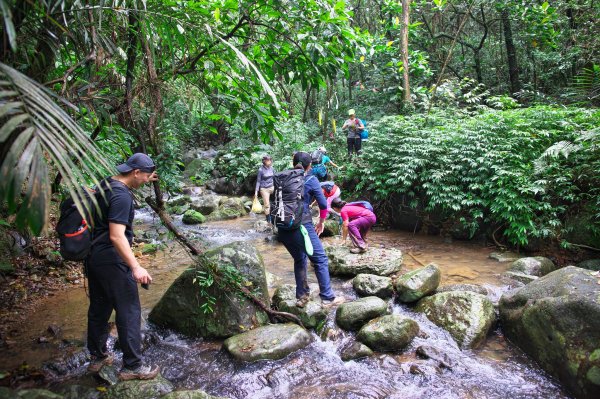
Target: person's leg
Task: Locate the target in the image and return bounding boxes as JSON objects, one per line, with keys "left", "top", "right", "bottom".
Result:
{"left": 260, "top": 186, "right": 273, "bottom": 217}
{"left": 348, "top": 217, "right": 368, "bottom": 249}
{"left": 355, "top": 137, "right": 362, "bottom": 155}
{"left": 106, "top": 264, "right": 143, "bottom": 370}
{"left": 347, "top": 137, "right": 354, "bottom": 157}
{"left": 87, "top": 265, "right": 114, "bottom": 360}
{"left": 277, "top": 229, "right": 310, "bottom": 299}
{"left": 362, "top": 214, "right": 376, "bottom": 242}
{"left": 304, "top": 223, "right": 335, "bottom": 300}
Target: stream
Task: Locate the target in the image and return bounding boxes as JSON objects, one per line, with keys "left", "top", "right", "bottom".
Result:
{"left": 0, "top": 210, "right": 570, "bottom": 398}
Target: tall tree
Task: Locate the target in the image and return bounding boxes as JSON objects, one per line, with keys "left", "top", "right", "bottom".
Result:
{"left": 400, "top": 0, "right": 412, "bottom": 104}
{"left": 500, "top": 7, "right": 521, "bottom": 94}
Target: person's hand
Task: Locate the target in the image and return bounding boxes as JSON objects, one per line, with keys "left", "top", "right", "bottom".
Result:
{"left": 132, "top": 265, "right": 152, "bottom": 285}
{"left": 149, "top": 172, "right": 159, "bottom": 182}
{"left": 315, "top": 221, "right": 325, "bottom": 236}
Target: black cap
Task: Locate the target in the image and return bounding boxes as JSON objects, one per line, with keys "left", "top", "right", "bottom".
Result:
{"left": 116, "top": 153, "right": 156, "bottom": 173}
{"left": 293, "top": 151, "right": 312, "bottom": 168}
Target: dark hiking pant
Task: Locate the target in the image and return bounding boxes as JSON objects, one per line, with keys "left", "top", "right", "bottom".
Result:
{"left": 347, "top": 137, "right": 362, "bottom": 156}
{"left": 86, "top": 261, "right": 142, "bottom": 369}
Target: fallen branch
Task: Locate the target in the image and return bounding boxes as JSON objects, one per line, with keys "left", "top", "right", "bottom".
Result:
{"left": 145, "top": 197, "right": 305, "bottom": 328}
{"left": 407, "top": 252, "right": 426, "bottom": 267}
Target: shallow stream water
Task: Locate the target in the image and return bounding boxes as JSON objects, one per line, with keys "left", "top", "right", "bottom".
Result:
{"left": 0, "top": 211, "right": 570, "bottom": 398}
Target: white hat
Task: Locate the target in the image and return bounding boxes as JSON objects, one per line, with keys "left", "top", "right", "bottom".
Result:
{"left": 348, "top": 109, "right": 356, "bottom": 115}
{"left": 318, "top": 146, "right": 327, "bottom": 153}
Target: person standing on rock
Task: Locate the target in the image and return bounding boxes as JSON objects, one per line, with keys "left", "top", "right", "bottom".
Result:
{"left": 255, "top": 154, "right": 275, "bottom": 222}
{"left": 86, "top": 153, "right": 160, "bottom": 380}
{"left": 277, "top": 152, "right": 344, "bottom": 308}
{"left": 331, "top": 198, "right": 376, "bottom": 254}
{"left": 341, "top": 109, "right": 364, "bottom": 157}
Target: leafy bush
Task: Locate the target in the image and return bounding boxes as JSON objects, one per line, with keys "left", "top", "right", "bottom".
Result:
{"left": 349, "top": 106, "right": 600, "bottom": 246}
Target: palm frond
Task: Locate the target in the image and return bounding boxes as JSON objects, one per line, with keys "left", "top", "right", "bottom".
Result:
{"left": 0, "top": 62, "right": 113, "bottom": 234}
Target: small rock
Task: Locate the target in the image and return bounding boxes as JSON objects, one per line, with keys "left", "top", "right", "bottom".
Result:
{"left": 38, "top": 336, "right": 50, "bottom": 344}
{"left": 47, "top": 324, "right": 61, "bottom": 337}
{"left": 105, "top": 374, "right": 174, "bottom": 398}
{"left": 489, "top": 251, "right": 521, "bottom": 262}
{"left": 504, "top": 271, "right": 539, "bottom": 284}
{"left": 335, "top": 297, "right": 389, "bottom": 331}
{"left": 98, "top": 365, "right": 119, "bottom": 385}
{"left": 272, "top": 284, "right": 296, "bottom": 306}
{"left": 508, "top": 257, "right": 557, "bottom": 277}
{"left": 352, "top": 274, "right": 393, "bottom": 298}
{"left": 278, "top": 299, "right": 327, "bottom": 330}
{"left": 416, "top": 345, "right": 458, "bottom": 369}
{"left": 340, "top": 341, "right": 374, "bottom": 361}
{"left": 356, "top": 315, "right": 419, "bottom": 352}
{"left": 395, "top": 264, "right": 441, "bottom": 303}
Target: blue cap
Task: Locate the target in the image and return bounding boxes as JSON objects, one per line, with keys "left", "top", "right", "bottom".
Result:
{"left": 116, "top": 153, "right": 156, "bottom": 173}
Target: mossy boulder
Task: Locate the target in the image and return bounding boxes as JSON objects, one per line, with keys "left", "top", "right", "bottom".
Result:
{"left": 162, "top": 390, "right": 228, "bottom": 399}
{"left": 182, "top": 210, "right": 206, "bottom": 225}
{"left": 189, "top": 195, "right": 221, "bottom": 215}
{"left": 504, "top": 271, "right": 539, "bottom": 285}
{"left": 335, "top": 297, "right": 389, "bottom": 331}
{"left": 168, "top": 204, "right": 189, "bottom": 215}
{"left": 499, "top": 266, "right": 600, "bottom": 399}
{"left": 436, "top": 283, "right": 488, "bottom": 296}
{"left": 396, "top": 263, "right": 441, "bottom": 303}
{"left": 316, "top": 218, "right": 341, "bottom": 238}
{"left": 278, "top": 299, "right": 327, "bottom": 330}
{"left": 149, "top": 241, "right": 270, "bottom": 338}
{"left": 272, "top": 284, "right": 296, "bottom": 305}
{"left": 326, "top": 246, "right": 403, "bottom": 277}
{"left": 577, "top": 259, "right": 600, "bottom": 271}
{"left": 352, "top": 274, "right": 394, "bottom": 298}
{"left": 167, "top": 195, "right": 191, "bottom": 207}
{"left": 340, "top": 341, "right": 374, "bottom": 361}
{"left": 0, "top": 389, "right": 63, "bottom": 399}
{"left": 219, "top": 197, "right": 247, "bottom": 215}
{"left": 140, "top": 243, "right": 160, "bottom": 255}
{"left": 356, "top": 315, "right": 419, "bottom": 352}
{"left": 223, "top": 323, "right": 312, "bottom": 362}
{"left": 415, "top": 291, "right": 495, "bottom": 349}
{"left": 105, "top": 375, "right": 174, "bottom": 399}
{"left": 508, "top": 257, "right": 557, "bottom": 277}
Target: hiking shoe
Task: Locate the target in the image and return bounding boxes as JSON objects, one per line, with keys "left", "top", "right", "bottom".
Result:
{"left": 118, "top": 364, "right": 159, "bottom": 381}
{"left": 321, "top": 297, "right": 345, "bottom": 307}
{"left": 350, "top": 247, "right": 367, "bottom": 254}
{"left": 296, "top": 294, "right": 310, "bottom": 308}
{"left": 87, "top": 354, "right": 114, "bottom": 373}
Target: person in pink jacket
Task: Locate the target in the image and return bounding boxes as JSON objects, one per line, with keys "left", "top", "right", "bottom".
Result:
{"left": 331, "top": 198, "right": 376, "bottom": 254}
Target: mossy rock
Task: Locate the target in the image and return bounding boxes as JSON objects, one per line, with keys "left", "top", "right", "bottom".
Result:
{"left": 168, "top": 204, "right": 189, "bottom": 215}
{"left": 326, "top": 246, "right": 403, "bottom": 277}
{"left": 508, "top": 257, "right": 557, "bottom": 277}
{"left": 352, "top": 274, "right": 393, "bottom": 298}
{"left": 395, "top": 263, "right": 441, "bottom": 303}
{"left": 189, "top": 195, "right": 221, "bottom": 215}
{"left": 55, "top": 385, "right": 101, "bottom": 399}
{"left": 577, "top": 259, "right": 600, "bottom": 271}
{"left": 499, "top": 266, "right": 600, "bottom": 399}
{"left": 224, "top": 323, "right": 312, "bottom": 362}
{"left": 356, "top": 315, "right": 419, "bottom": 352}
{"left": 140, "top": 243, "right": 160, "bottom": 255}
{"left": 271, "top": 284, "right": 296, "bottom": 306}
{"left": 105, "top": 375, "right": 174, "bottom": 399}
{"left": 161, "top": 390, "right": 228, "bottom": 399}
{"left": 167, "top": 195, "right": 191, "bottom": 207}
{"left": 335, "top": 297, "right": 389, "bottom": 331}
{"left": 340, "top": 341, "right": 374, "bottom": 361}
{"left": 0, "top": 389, "right": 64, "bottom": 399}
{"left": 182, "top": 210, "right": 206, "bottom": 225}
{"left": 436, "top": 283, "right": 488, "bottom": 295}
{"left": 416, "top": 291, "right": 495, "bottom": 349}
{"left": 278, "top": 299, "right": 327, "bottom": 330}
{"left": 206, "top": 207, "right": 243, "bottom": 222}
{"left": 149, "top": 241, "right": 270, "bottom": 338}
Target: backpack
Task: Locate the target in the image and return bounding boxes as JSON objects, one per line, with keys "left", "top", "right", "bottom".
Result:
{"left": 321, "top": 181, "right": 335, "bottom": 194}
{"left": 56, "top": 181, "right": 111, "bottom": 261}
{"left": 270, "top": 169, "right": 313, "bottom": 230}
{"left": 311, "top": 150, "right": 324, "bottom": 165}
{"left": 348, "top": 200, "right": 374, "bottom": 212}
{"left": 360, "top": 119, "right": 369, "bottom": 140}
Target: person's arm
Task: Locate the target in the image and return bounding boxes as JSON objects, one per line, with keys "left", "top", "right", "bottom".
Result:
{"left": 328, "top": 160, "right": 339, "bottom": 168}
{"left": 356, "top": 119, "right": 365, "bottom": 130}
{"left": 255, "top": 168, "right": 263, "bottom": 196}
{"left": 342, "top": 220, "right": 349, "bottom": 241}
{"left": 109, "top": 223, "right": 152, "bottom": 284}
{"left": 342, "top": 120, "right": 349, "bottom": 130}
{"left": 309, "top": 178, "right": 328, "bottom": 235}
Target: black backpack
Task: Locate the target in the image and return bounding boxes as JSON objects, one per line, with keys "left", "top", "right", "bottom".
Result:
{"left": 311, "top": 150, "right": 323, "bottom": 165}
{"left": 56, "top": 180, "right": 111, "bottom": 261}
{"left": 270, "top": 169, "right": 313, "bottom": 230}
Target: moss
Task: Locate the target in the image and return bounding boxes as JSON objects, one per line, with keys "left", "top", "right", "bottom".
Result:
{"left": 182, "top": 210, "right": 206, "bottom": 225}
{"left": 141, "top": 243, "right": 160, "bottom": 254}
{"left": 586, "top": 366, "right": 600, "bottom": 386}
{"left": 590, "top": 349, "right": 600, "bottom": 362}
{"left": 0, "top": 261, "right": 15, "bottom": 275}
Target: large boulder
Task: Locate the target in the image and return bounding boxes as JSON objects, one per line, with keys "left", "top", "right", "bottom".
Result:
{"left": 352, "top": 274, "right": 394, "bottom": 298}
{"left": 335, "top": 297, "right": 389, "bottom": 331}
{"left": 508, "top": 257, "right": 557, "bottom": 277}
{"left": 105, "top": 375, "right": 174, "bottom": 399}
{"left": 435, "top": 283, "right": 488, "bottom": 296}
{"left": 223, "top": 323, "right": 312, "bottom": 362}
{"left": 499, "top": 266, "right": 600, "bottom": 399}
{"left": 356, "top": 315, "right": 419, "bottom": 352}
{"left": 189, "top": 195, "right": 221, "bottom": 215}
{"left": 182, "top": 210, "right": 206, "bottom": 225}
{"left": 278, "top": 300, "right": 327, "bottom": 330}
{"left": 149, "top": 242, "right": 270, "bottom": 338}
{"left": 395, "top": 264, "right": 441, "bottom": 303}
{"left": 415, "top": 291, "right": 495, "bottom": 349}
{"left": 326, "top": 246, "right": 403, "bottom": 277}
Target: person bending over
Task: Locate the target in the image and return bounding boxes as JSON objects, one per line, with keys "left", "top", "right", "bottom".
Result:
{"left": 331, "top": 198, "right": 376, "bottom": 254}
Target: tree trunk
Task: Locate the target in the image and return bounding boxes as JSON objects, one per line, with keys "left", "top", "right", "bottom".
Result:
{"left": 400, "top": 0, "right": 413, "bottom": 105}
{"left": 501, "top": 8, "right": 520, "bottom": 94}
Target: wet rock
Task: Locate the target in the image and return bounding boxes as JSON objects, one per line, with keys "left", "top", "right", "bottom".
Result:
{"left": 56, "top": 385, "right": 101, "bottom": 399}
{"left": 219, "top": 197, "right": 247, "bottom": 215}
{"left": 416, "top": 345, "right": 458, "bottom": 369}
{"left": 182, "top": 210, "right": 206, "bottom": 225}
{"left": 504, "top": 271, "right": 538, "bottom": 285}
{"left": 352, "top": 274, "right": 393, "bottom": 298}
{"left": 252, "top": 220, "right": 272, "bottom": 233}
{"left": 356, "top": 315, "right": 419, "bottom": 352}
{"left": 205, "top": 207, "right": 244, "bottom": 222}
{"left": 167, "top": 195, "right": 191, "bottom": 207}
{"left": 168, "top": 204, "right": 189, "bottom": 216}
{"left": 316, "top": 218, "right": 341, "bottom": 238}
{"left": 508, "top": 256, "right": 557, "bottom": 277}
{"left": 499, "top": 266, "right": 600, "bottom": 399}
{"left": 577, "top": 259, "right": 600, "bottom": 271}
{"left": 149, "top": 242, "right": 270, "bottom": 338}
{"left": 162, "top": 390, "right": 228, "bottom": 399}
{"left": 326, "top": 246, "right": 403, "bottom": 277}
{"left": 278, "top": 300, "right": 327, "bottom": 330}
{"left": 98, "top": 365, "right": 119, "bottom": 385}
{"left": 42, "top": 346, "right": 89, "bottom": 379}
{"left": 340, "top": 341, "right": 374, "bottom": 361}
{"left": 271, "top": 284, "right": 296, "bottom": 306}
{"left": 223, "top": 323, "right": 312, "bottom": 362}
{"left": 37, "top": 336, "right": 50, "bottom": 344}
{"left": 395, "top": 264, "right": 441, "bottom": 303}
{"left": 47, "top": 324, "right": 61, "bottom": 337}
{"left": 140, "top": 243, "right": 160, "bottom": 255}
{"left": 189, "top": 195, "right": 221, "bottom": 215}
{"left": 436, "top": 283, "right": 489, "bottom": 296}
{"left": 408, "top": 362, "right": 440, "bottom": 376}
{"left": 105, "top": 374, "right": 174, "bottom": 399}
{"left": 182, "top": 186, "right": 205, "bottom": 196}
{"left": 489, "top": 251, "right": 521, "bottom": 262}
{"left": 0, "top": 388, "right": 63, "bottom": 398}
{"left": 415, "top": 291, "right": 495, "bottom": 349}
{"left": 336, "top": 297, "right": 389, "bottom": 331}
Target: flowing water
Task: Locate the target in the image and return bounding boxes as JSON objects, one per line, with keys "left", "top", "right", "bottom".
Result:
{"left": 0, "top": 210, "right": 570, "bottom": 398}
